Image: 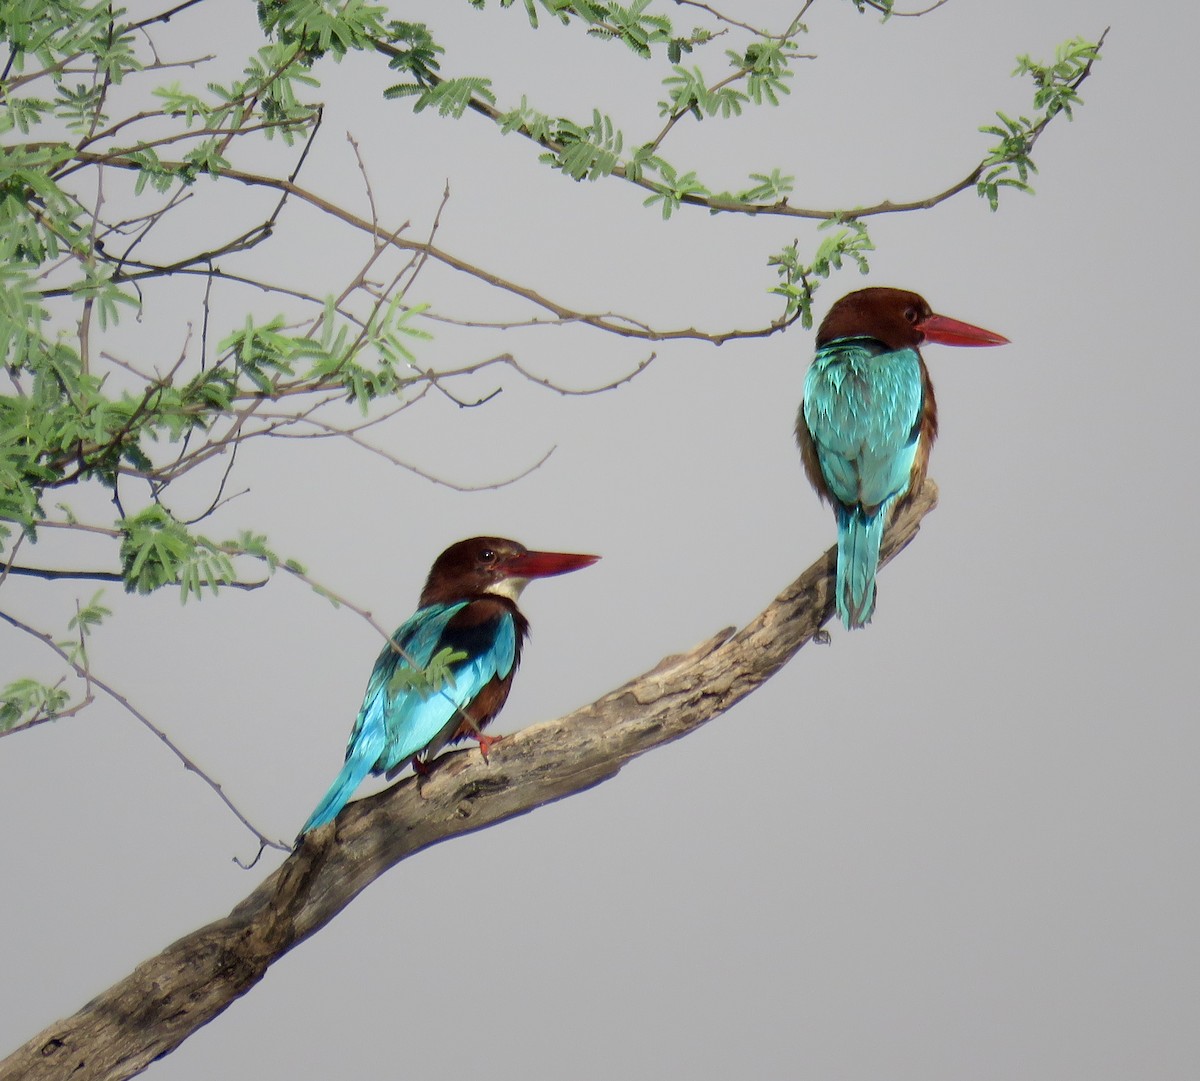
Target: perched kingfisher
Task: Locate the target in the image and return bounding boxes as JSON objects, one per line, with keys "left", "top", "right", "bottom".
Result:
{"left": 299, "top": 536, "right": 599, "bottom": 836}
{"left": 796, "top": 287, "right": 1008, "bottom": 629}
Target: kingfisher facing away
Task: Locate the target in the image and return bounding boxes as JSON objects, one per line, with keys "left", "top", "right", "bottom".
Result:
{"left": 299, "top": 537, "right": 599, "bottom": 836}
{"left": 796, "top": 287, "right": 1008, "bottom": 630}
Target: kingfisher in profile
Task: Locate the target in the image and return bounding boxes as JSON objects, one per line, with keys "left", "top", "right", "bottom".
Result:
{"left": 796, "top": 287, "right": 1008, "bottom": 629}
{"left": 298, "top": 536, "right": 599, "bottom": 836}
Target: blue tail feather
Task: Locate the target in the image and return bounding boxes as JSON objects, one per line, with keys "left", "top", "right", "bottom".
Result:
{"left": 835, "top": 505, "right": 887, "bottom": 629}
{"left": 299, "top": 737, "right": 381, "bottom": 837}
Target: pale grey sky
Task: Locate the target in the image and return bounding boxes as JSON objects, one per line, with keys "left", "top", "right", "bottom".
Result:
{"left": 2, "top": 2, "right": 1196, "bottom": 1079}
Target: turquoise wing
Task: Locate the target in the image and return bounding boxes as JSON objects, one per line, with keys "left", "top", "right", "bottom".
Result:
{"left": 349, "top": 602, "right": 517, "bottom": 774}
{"left": 803, "top": 341, "right": 923, "bottom": 511}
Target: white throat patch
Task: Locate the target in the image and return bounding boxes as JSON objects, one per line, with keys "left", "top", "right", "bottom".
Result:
{"left": 485, "top": 577, "right": 529, "bottom": 602}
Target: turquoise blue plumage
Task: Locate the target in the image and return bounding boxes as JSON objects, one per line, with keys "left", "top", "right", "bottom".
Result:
{"left": 298, "top": 601, "right": 516, "bottom": 836}
{"left": 298, "top": 537, "right": 598, "bottom": 838}
{"left": 803, "top": 340, "right": 925, "bottom": 627}
{"left": 796, "top": 288, "right": 1007, "bottom": 629}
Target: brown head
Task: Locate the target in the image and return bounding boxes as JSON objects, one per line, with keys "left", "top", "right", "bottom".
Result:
{"left": 816, "top": 287, "right": 1009, "bottom": 352}
{"left": 419, "top": 536, "right": 599, "bottom": 607}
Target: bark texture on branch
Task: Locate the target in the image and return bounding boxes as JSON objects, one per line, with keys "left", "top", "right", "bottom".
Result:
{"left": 1, "top": 481, "right": 938, "bottom": 1081}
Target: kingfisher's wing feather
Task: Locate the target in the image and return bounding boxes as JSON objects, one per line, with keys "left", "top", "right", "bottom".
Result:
{"left": 365, "top": 600, "right": 517, "bottom": 773}
{"left": 301, "top": 601, "right": 519, "bottom": 833}
{"left": 393, "top": 601, "right": 519, "bottom": 766}
{"left": 298, "top": 603, "right": 467, "bottom": 835}
{"left": 803, "top": 341, "right": 925, "bottom": 511}
{"left": 344, "top": 602, "right": 465, "bottom": 755}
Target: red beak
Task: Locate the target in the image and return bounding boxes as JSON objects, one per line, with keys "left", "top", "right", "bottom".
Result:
{"left": 503, "top": 550, "right": 600, "bottom": 579}
{"left": 917, "top": 313, "right": 1009, "bottom": 347}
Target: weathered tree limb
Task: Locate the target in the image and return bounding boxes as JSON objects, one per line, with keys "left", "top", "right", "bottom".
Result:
{"left": 1, "top": 482, "right": 938, "bottom": 1081}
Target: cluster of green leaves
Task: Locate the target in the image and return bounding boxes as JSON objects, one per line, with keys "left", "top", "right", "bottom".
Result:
{"left": 0, "top": 590, "right": 108, "bottom": 731}
{"left": 0, "top": 677, "right": 69, "bottom": 732}
{"left": 388, "top": 647, "right": 469, "bottom": 699}
{"left": 256, "top": 0, "right": 391, "bottom": 60}
{"left": 119, "top": 507, "right": 237, "bottom": 598}
{"left": 1016, "top": 35, "right": 1101, "bottom": 119}
{"left": 769, "top": 220, "right": 875, "bottom": 329}
{"left": 642, "top": 165, "right": 796, "bottom": 220}
{"left": 977, "top": 36, "right": 1101, "bottom": 210}
{"left": 0, "top": 0, "right": 435, "bottom": 548}
{"left": 0, "top": 3, "right": 137, "bottom": 302}
{"left": 2, "top": 302, "right": 429, "bottom": 582}
{"left": 735, "top": 40, "right": 797, "bottom": 108}
{"left": 543, "top": 110, "right": 626, "bottom": 182}
{"left": 0, "top": 343, "right": 174, "bottom": 541}
{"left": 0, "top": 387, "right": 56, "bottom": 538}
{"left": 976, "top": 111, "right": 1039, "bottom": 211}
{"left": 0, "top": 7, "right": 331, "bottom": 432}
{"left": 386, "top": 75, "right": 496, "bottom": 118}
{"left": 0, "top": 0, "right": 139, "bottom": 87}
{"left": 660, "top": 65, "right": 749, "bottom": 120}
{"left": 1, "top": 143, "right": 85, "bottom": 264}
{"left": 466, "top": 0, "right": 710, "bottom": 61}
{"left": 640, "top": 161, "right": 707, "bottom": 219}
{"left": 117, "top": 514, "right": 321, "bottom": 603}
{"left": 167, "top": 43, "right": 320, "bottom": 137}
{"left": 221, "top": 297, "right": 431, "bottom": 411}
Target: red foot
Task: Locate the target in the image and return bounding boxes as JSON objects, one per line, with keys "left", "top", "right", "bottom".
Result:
{"left": 471, "top": 731, "right": 503, "bottom": 762}
{"left": 410, "top": 755, "right": 431, "bottom": 778}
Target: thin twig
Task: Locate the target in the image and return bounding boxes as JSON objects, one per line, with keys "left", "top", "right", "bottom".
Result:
{"left": 671, "top": 2, "right": 815, "bottom": 39}
{"left": 0, "top": 607, "right": 287, "bottom": 852}
{"left": 0, "top": 561, "right": 268, "bottom": 589}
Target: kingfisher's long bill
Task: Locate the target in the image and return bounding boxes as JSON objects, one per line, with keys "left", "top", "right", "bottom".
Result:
{"left": 298, "top": 537, "right": 599, "bottom": 837}
{"left": 795, "top": 287, "right": 1008, "bottom": 630}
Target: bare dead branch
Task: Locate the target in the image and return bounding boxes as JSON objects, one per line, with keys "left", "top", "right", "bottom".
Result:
{"left": 0, "top": 481, "right": 938, "bottom": 1081}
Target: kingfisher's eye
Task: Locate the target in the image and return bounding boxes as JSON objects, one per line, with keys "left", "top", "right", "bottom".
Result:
{"left": 480, "top": 548, "right": 496, "bottom": 563}
{"left": 904, "top": 307, "right": 919, "bottom": 324}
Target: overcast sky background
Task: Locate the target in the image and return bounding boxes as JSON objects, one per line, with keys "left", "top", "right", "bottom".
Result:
{"left": 2, "top": 1, "right": 1196, "bottom": 1078}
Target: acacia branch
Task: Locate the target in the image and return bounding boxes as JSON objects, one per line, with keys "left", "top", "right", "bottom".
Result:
{"left": 0, "top": 481, "right": 938, "bottom": 1081}
{"left": 372, "top": 16, "right": 1099, "bottom": 223}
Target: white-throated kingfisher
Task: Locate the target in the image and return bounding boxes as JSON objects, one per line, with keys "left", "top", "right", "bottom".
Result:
{"left": 299, "top": 536, "right": 599, "bottom": 836}
{"left": 796, "top": 287, "right": 1008, "bottom": 629}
